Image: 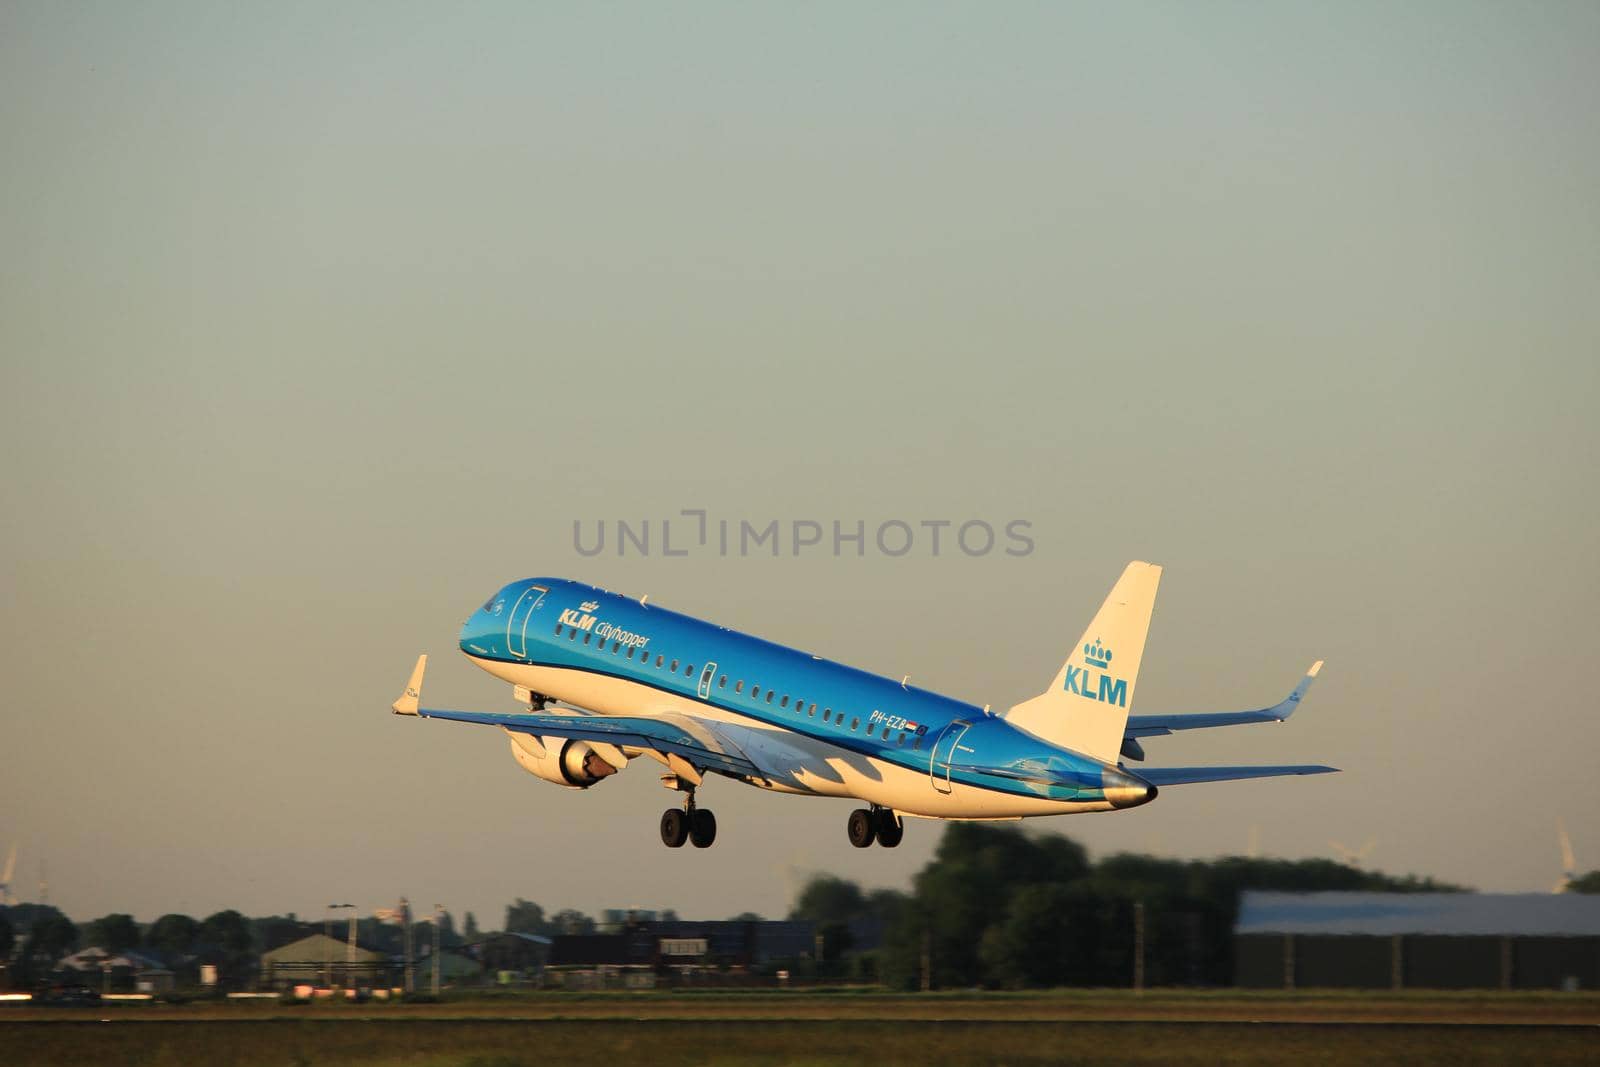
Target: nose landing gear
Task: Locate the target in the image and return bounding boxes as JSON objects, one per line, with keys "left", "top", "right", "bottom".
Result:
{"left": 848, "top": 806, "right": 902, "bottom": 848}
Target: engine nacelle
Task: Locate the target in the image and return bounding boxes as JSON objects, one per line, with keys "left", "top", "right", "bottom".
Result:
{"left": 508, "top": 733, "right": 619, "bottom": 789}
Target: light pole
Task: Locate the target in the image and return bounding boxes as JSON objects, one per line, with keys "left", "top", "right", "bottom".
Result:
{"left": 432, "top": 904, "right": 443, "bottom": 997}
{"left": 329, "top": 904, "right": 355, "bottom": 989}
{"left": 402, "top": 898, "right": 414, "bottom": 994}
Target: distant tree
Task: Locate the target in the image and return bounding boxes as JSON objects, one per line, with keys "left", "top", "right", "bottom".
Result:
{"left": 659, "top": 909, "right": 679, "bottom": 923}
{"left": 1568, "top": 870, "right": 1600, "bottom": 894}
{"left": 977, "top": 883, "right": 1095, "bottom": 989}
{"left": 866, "top": 822, "right": 1477, "bottom": 991}
{"left": 504, "top": 899, "right": 548, "bottom": 937}
{"left": 199, "top": 910, "right": 253, "bottom": 955}
{"left": 728, "top": 912, "right": 764, "bottom": 923}
{"left": 864, "top": 888, "right": 910, "bottom": 922}
{"left": 463, "top": 912, "right": 481, "bottom": 940}
{"left": 3, "top": 903, "right": 67, "bottom": 935}
{"left": 250, "top": 916, "right": 314, "bottom": 954}
{"left": 789, "top": 875, "right": 866, "bottom": 923}
{"left": 83, "top": 914, "right": 141, "bottom": 954}
{"left": 550, "top": 909, "right": 594, "bottom": 935}
{"left": 899, "top": 824, "right": 1091, "bottom": 988}
{"left": 816, "top": 919, "right": 853, "bottom": 966}
{"left": 144, "top": 914, "right": 201, "bottom": 955}
{"left": 0, "top": 912, "right": 13, "bottom": 960}
{"left": 436, "top": 910, "right": 460, "bottom": 947}
{"left": 24, "top": 912, "right": 78, "bottom": 963}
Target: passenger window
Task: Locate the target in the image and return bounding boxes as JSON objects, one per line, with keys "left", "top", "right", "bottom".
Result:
{"left": 735, "top": 681, "right": 744, "bottom": 694}
{"left": 823, "top": 708, "right": 832, "bottom": 722}
{"left": 766, "top": 691, "right": 774, "bottom": 704}
{"left": 627, "top": 646, "right": 636, "bottom": 659}
{"left": 583, "top": 632, "right": 592, "bottom": 645}
{"left": 897, "top": 732, "right": 905, "bottom": 746}
{"left": 780, "top": 696, "right": 789, "bottom": 708}
{"left": 807, "top": 703, "right": 816, "bottom": 716}
{"left": 553, "top": 623, "right": 562, "bottom": 636}
{"left": 613, "top": 641, "right": 621, "bottom": 653}
{"left": 670, "top": 659, "right": 679, "bottom": 672}
{"left": 882, "top": 727, "right": 891, "bottom": 740}
{"left": 850, "top": 717, "right": 859, "bottom": 731}
{"left": 686, "top": 663, "right": 694, "bottom": 676}
{"left": 913, "top": 736, "right": 923, "bottom": 751}
{"left": 751, "top": 686, "right": 760, "bottom": 700}
{"left": 655, "top": 654, "right": 664, "bottom": 668}
{"left": 718, "top": 675, "right": 727, "bottom": 688}
{"left": 568, "top": 628, "right": 576, "bottom": 640}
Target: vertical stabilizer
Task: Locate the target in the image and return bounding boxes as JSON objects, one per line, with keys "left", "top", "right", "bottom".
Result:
{"left": 1006, "top": 561, "right": 1162, "bottom": 763}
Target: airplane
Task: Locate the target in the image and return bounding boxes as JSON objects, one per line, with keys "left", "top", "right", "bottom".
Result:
{"left": 392, "top": 561, "right": 1335, "bottom": 849}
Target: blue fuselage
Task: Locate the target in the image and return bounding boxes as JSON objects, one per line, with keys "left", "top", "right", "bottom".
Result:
{"left": 457, "top": 578, "right": 1145, "bottom": 811}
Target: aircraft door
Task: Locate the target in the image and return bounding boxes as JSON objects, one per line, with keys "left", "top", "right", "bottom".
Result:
{"left": 930, "top": 720, "right": 971, "bottom": 794}
{"left": 506, "top": 584, "right": 548, "bottom": 659}
{"left": 697, "top": 662, "right": 718, "bottom": 700}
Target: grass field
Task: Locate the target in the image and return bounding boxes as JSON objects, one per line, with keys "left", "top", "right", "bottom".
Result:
{"left": 5, "top": 991, "right": 1598, "bottom": 1066}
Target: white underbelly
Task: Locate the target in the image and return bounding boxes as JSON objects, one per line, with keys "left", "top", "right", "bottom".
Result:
{"left": 462, "top": 654, "right": 1105, "bottom": 819}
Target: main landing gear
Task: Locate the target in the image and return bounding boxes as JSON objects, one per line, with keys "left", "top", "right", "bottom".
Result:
{"left": 848, "top": 806, "right": 902, "bottom": 849}
{"left": 660, "top": 789, "right": 717, "bottom": 849}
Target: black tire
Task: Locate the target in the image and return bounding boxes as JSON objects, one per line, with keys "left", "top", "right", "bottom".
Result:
{"left": 689, "top": 808, "right": 717, "bottom": 848}
{"left": 847, "top": 808, "right": 876, "bottom": 848}
{"left": 875, "top": 810, "right": 903, "bottom": 848}
{"left": 660, "top": 808, "right": 689, "bottom": 848}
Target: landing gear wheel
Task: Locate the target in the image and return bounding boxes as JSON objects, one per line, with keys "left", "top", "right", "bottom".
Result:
{"left": 660, "top": 808, "right": 689, "bottom": 848}
{"left": 847, "top": 808, "right": 877, "bottom": 848}
{"left": 875, "top": 809, "right": 903, "bottom": 848}
{"left": 689, "top": 808, "right": 718, "bottom": 848}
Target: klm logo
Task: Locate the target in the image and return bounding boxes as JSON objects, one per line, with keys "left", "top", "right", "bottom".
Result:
{"left": 558, "top": 607, "right": 597, "bottom": 632}
{"left": 1064, "top": 638, "right": 1127, "bottom": 707}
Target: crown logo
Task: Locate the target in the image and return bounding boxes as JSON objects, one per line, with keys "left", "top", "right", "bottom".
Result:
{"left": 579, "top": 600, "right": 600, "bottom": 613}
{"left": 1084, "top": 638, "right": 1113, "bottom": 670}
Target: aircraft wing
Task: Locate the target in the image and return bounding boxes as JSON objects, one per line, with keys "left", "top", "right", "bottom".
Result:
{"left": 1136, "top": 764, "right": 1338, "bottom": 786}
{"left": 390, "top": 655, "right": 758, "bottom": 778}
{"left": 1125, "top": 661, "right": 1323, "bottom": 738}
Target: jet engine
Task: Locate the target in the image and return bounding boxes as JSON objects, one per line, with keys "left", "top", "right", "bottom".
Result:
{"left": 508, "top": 733, "right": 620, "bottom": 788}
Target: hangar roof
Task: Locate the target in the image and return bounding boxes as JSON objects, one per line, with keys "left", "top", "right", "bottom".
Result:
{"left": 1238, "top": 892, "right": 1600, "bottom": 937}
{"left": 260, "top": 932, "right": 387, "bottom": 965}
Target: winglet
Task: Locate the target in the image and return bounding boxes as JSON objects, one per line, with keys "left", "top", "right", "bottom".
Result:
{"left": 1268, "top": 660, "right": 1323, "bottom": 722}
{"left": 393, "top": 654, "right": 427, "bottom": 716}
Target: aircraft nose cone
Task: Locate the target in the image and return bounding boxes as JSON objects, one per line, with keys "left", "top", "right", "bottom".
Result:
{"left": 1102, "top": 767, "right": 1157, "bottom": 810}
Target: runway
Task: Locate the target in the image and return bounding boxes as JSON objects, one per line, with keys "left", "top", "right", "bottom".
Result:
{"left": 6, "top": 991, "right": 1598, "bottom": 1066}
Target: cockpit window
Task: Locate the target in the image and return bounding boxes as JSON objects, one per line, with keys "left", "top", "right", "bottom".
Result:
{"left": 484, "top": 596, "right": 505, "bottom": 615}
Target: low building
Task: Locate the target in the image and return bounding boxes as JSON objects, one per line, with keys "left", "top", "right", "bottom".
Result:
{"left": 54, "top": 947, "right": 176, "bottom": 993}
{"left": 260, "top": 933, "right": 389, "bottom": 989}
{"left": 413, "top": 946, "right": 481, "bottom": 987}
{"left": 476, "top": 932, "right": 552, "bottom": 983}
{"left": 1235, "top": 891, "right": 1600, "bottom": 990}
{"left": 545, "top": 918, "right": 819, "bottom": 988}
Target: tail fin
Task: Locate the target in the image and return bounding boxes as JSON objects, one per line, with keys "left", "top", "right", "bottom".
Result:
{"left": 1006, "top": 561, "right": 1162, "bottom": 763}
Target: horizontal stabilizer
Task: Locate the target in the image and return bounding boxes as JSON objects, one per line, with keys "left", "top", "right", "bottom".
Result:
{"left": 1137, "top": 764, "right": 1338, "bottom": 786}
{"left": 1126, "top": 661, "right": 1323, "bottom": 738}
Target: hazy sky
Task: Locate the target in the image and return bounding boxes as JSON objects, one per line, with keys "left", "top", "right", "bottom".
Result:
{"left": 3, "top": 2, "right": 1596, "bottom": 929}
